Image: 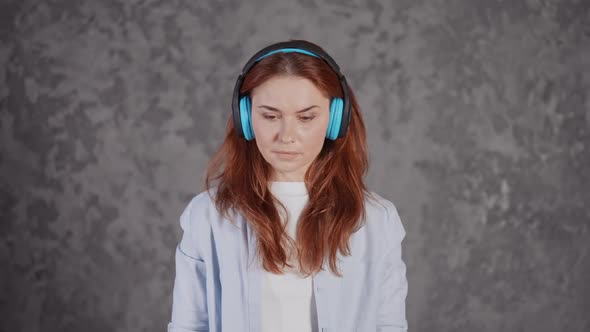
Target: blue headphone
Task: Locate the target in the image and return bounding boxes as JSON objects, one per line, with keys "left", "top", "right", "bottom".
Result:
{"left": 231, "top": 40, "right": 351, "bottom": 141}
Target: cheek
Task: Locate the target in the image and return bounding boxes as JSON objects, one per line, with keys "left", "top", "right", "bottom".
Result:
{"left": 252, "top": 117, "right": 273, "bottom": 144}
{"left": 301, "top": 127, "right": 327, "bottom": 155}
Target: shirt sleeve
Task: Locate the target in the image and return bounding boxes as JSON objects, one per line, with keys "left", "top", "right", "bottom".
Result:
{"left": 376, "top": 200, "right": 409, "bottom": 332}
{"left": 167, "top": 197, "right": 210, "bottom": 332}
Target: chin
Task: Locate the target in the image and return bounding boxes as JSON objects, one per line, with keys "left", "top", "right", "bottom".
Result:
{"left": 272, "top": 162, "right": 300, "bottom": 170}
{"left": 271, "top": 164, "right": 298, "bottom": 171}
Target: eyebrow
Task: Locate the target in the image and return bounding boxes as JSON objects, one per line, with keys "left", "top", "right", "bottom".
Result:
{"left": 257, "top": 105, "right": 319, "bottom": 113}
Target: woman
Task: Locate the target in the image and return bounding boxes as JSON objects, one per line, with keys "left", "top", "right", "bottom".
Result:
{"left": 167, "top": 40, "right": 408, "bottom": 332}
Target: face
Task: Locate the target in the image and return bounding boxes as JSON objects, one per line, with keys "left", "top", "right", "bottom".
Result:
{"left": 250, "top": 75, "right": 331, "bottom": 182}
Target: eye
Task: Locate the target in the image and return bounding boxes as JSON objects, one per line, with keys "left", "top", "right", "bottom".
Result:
{"left": 263, "top": 115, "right": 277, "bottom": 120}
{"left": 300, "top": 116, "right": 315, "bottom": 122}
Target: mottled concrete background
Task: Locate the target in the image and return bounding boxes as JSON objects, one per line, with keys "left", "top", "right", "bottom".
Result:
{"left": 1, "top": 0, "right": 589, "bottom": 331}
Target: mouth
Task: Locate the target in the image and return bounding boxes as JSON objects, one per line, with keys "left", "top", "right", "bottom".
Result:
{"left": 273, "top": 151, "right": 300, "bottom": 160}
{"left": 273, "top": 151, "right": 300, "bottom": 155}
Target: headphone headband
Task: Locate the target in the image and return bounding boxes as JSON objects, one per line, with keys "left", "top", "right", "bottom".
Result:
{"left": 239, "top": 40, "right": 344, "bottom": 79}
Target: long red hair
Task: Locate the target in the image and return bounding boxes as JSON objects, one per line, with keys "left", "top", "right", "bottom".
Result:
{"left": 204, "top": 40, "right": 373, "bottom": 277}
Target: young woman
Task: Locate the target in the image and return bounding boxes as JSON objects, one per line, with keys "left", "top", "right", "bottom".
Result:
{"left": 167, "top": 40, "right": 408, "bottom": 332}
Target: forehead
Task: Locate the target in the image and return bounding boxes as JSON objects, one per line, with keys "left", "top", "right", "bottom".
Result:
{"left": 251, "top": 75, "right": 329, "bottom": 107}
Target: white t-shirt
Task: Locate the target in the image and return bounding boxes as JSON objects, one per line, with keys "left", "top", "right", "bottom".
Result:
{"left": 260, "top": 181, "right": 319, "bottom": 332}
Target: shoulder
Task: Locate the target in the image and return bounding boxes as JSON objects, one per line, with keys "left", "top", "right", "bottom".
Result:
{"left": 187, "top": 187, "right": 217, "bottom": 211}
{"left": 364, "top": 191, "right": 406, "bottom": 242}
{"left": 175, "top": 188, "right": 222, "bottom": 260}
{"left": 179, "top": 187, "right": 219, "bottom": 230}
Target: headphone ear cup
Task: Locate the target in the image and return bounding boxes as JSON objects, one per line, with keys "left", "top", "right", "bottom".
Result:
{"left": 326, "top": 97, "right": 344, "bottom": 140}
{"left": 239, "top": 96, "right": 255, "bottom": 141}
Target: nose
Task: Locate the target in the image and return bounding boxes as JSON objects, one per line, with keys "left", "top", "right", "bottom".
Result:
{"left": 278, "top": 118, "right": 296, "bottom": 143}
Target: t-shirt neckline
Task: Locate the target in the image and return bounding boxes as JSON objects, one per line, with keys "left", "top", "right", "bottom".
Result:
{"left": 269, "top": 181, "right": 308, "bottom": 197}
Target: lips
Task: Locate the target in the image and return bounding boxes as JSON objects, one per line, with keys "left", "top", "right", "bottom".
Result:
{"left": 273, "top": 151, "right": 299, "bottom": 155}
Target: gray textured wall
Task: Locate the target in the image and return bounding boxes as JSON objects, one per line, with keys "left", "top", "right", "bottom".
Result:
{"left": 1, "top": 0, "right": 589, "bottom": 331}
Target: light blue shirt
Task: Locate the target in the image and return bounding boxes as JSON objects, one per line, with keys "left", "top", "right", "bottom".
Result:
{"left": 167, "top": 188, "right": 408, "bottom": 332}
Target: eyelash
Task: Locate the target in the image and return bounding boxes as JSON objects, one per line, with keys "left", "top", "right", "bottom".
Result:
{"left": 263, "top": 115, "right": 315, "bottom": 122}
